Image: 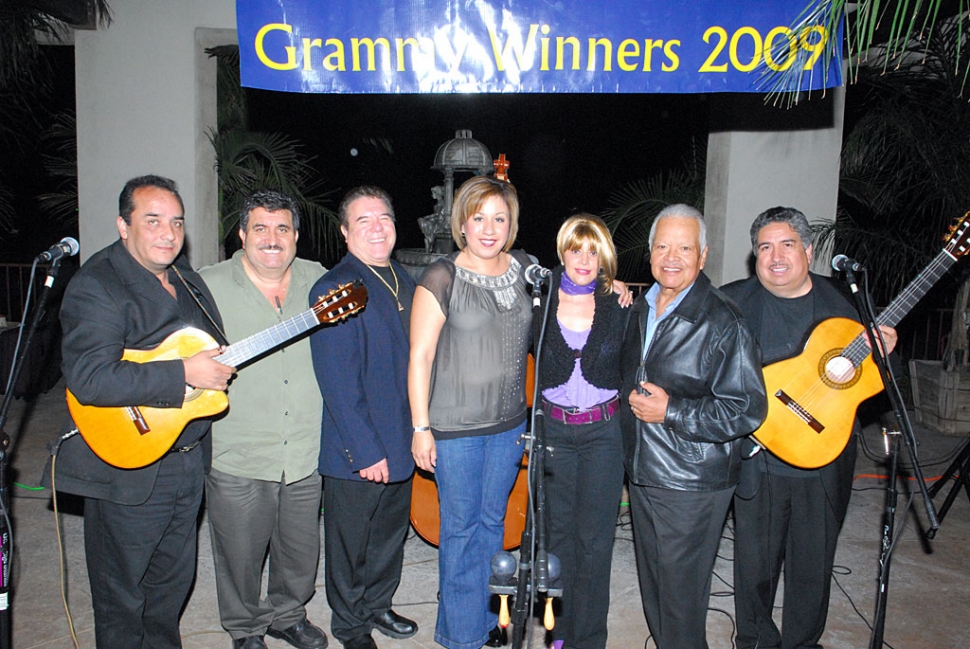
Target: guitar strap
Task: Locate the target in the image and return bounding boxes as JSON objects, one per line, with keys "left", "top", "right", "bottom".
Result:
{"left": 171, "top": 265, "right": 230, "bottom": 346}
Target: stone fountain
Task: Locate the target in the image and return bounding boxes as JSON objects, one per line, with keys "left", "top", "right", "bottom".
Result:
{"left": 395, "top": 129, "right": 497, "bottom": 279}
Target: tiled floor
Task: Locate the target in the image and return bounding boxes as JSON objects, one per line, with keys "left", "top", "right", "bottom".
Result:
{"left": 6, "top": 383, "right": 970, "bottom": 648}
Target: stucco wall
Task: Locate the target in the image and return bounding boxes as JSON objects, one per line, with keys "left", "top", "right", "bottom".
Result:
{"left": 75, "top": 0, "right": 236, "bottom": 266}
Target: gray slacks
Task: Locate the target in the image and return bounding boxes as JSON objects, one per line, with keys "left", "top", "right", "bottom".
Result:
{"left": 206, "top": 468, "right": 322, "bottom": 639}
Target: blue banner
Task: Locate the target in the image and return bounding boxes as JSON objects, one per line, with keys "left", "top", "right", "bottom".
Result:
{"left": 236, "top": 1, "right": 842, "bottom": 94}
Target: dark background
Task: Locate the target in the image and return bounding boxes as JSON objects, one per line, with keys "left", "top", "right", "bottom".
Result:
{"left": 245, "top": 89, "right": 710, "bottom": 267}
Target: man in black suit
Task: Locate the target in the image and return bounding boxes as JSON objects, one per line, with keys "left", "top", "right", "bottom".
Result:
{"left": 46, "top": 175, "right": 235, "bottom": 648}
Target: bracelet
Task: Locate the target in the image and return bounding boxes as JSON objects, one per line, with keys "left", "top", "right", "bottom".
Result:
{"left": 413, "top": 425, "right": 430, "bottom": 432}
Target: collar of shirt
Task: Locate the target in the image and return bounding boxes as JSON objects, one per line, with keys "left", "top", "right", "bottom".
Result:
{"left": 642, "top": 280, "right": 695, "bottom": 359}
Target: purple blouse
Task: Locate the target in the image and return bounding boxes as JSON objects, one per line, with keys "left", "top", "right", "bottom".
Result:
{"left": 541, "top": 321, "right": 618, "bottom": 410}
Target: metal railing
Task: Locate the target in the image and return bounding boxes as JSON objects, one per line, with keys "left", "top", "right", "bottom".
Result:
{"left": 0, "top": 262, "right": 47, "bottom": 324}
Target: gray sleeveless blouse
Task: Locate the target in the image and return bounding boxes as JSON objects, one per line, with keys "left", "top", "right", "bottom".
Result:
{"left": 419, "top": 250, "right": 533, "bottom": 440}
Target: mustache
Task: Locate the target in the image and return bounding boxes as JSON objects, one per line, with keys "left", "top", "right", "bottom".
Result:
{"left": 257, "top": 244, "right": 284, "bottom": 251}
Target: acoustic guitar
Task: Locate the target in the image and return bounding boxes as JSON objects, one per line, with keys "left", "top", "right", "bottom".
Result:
{"left": 67, "top": 281, "right": 367, "bottom": 469}
{"left": 753, "top": 215, "right": 970, "bottom": 468}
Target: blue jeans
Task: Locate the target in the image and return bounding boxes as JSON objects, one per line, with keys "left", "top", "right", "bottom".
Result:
{"left": 434, "top": 422, "right": 526, "bottom": 649}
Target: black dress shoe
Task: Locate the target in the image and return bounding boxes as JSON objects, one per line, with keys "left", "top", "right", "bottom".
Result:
{"left": 232, "top": 637, "right": 267, "bottom": 649}
{"left": 484, "top": 625, "right": 508, "bottom": 647}
{"left": 266, "top": 617, "right": 329, "bottom": 649}
{"left": 372, "top": 609, "right": 418, "bottom": 639}
{"left": 343, "top": 635, "right": 378, "bottom": 649}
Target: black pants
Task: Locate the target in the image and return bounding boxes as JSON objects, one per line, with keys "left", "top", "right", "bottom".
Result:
{"left": 543, "top": 415, "right": 624, "bottom": 649}
{"left": 629, "top": 484, "right": 734, "bottom": 649}
{"left": 323, "top": 475, "right": 413, "bottom": 643}
{"left": 84, "top": 447, "right": 204, "bottom": 649}
{"left": 733, "top": 471, "right": 844, "bottom": 649}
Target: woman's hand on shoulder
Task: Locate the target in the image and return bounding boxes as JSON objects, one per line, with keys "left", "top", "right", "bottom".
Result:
{"left": 612, "top": 279, "right": 634, "bottom": 307}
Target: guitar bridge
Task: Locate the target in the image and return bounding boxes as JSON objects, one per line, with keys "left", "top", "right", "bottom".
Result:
{"left": 774, "top": 390, "right": 824, "bottom": 433}
{"left": 125, "top": 406, "right": 151, "bottom": 435}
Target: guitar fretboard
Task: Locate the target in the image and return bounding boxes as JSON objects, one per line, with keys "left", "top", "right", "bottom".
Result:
{"left": 211, "top": 282, "right": 365, "bottom": 369}
{"left": 215, "top": 308, "right": 324, "bottom": 368}
{"left": 843, "top": 243, "right": 963, "bottom": 366}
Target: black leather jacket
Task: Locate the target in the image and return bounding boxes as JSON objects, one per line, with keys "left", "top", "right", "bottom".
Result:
{"left": 620, "top": 272, "right": 767, "bottom": 490}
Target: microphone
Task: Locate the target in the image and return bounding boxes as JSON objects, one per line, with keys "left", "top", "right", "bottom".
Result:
{"left": 37, "top": 237, "right": 80, "bottom": 262}
{"left": 831, "top": 254, "right": 863, "bottom": 273}
{"left": 524, "top": 263, "right": 551, "bottom": 284}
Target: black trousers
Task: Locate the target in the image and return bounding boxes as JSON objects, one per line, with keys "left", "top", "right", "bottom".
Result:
{"left": 323, "top": 475, "right": 413, "bottom": 642}
{"left": 629, "top": 484, "right": 734, "bottom": 649}
{"left": 84, "top": 447, "right": 204, "bottom": 649}
{"left": 543, "top": 415, "right": 624, "bottom": 649}
{"left": 733, "top": 472, "right": 844, "bottom": 649}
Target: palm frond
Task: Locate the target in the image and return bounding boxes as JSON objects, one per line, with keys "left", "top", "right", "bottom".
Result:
{"left": 763, "top": 1, "right": 969, "bottom": 106}
{"left": 209, "top": 128, "right": 342, "bottom": 261}
{"left": 36, "top": 110, "right": 79, "bottom": 227}
{"left": 602, "top": 141, "right": 707, "bottom": 282}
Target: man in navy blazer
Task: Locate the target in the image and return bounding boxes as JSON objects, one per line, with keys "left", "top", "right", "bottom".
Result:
{"left": 46, "top": 175, "right": 235, "bottom": 648}
{"left": 309, "top": 186, "right": 417, "bottom": 649}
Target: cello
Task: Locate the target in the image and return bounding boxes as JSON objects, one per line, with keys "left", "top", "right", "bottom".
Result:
{"left": 409, "top": 356, "right": 533, "bottom": 550}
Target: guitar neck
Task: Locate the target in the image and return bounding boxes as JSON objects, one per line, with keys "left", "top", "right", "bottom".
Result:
{"left": 215, "top": 308, "right": 320, "bottom": 368}
{"left": 844, "top": 247, "right": 959, "bottom": 364}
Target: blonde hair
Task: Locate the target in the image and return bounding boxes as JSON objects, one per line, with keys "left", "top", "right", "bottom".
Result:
{"left": 450, "top": 176, "right": 520, "bottom": 252}
{"left": 556, "top": 213, "right": 618, "bottom": 295}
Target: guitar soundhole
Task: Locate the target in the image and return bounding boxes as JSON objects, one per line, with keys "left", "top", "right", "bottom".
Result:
{"left": 818, "top": 350, "right": 860, "bottom": 389}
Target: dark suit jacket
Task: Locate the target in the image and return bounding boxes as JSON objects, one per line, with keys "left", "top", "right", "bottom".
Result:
{"left": 309, "top": 253, "right": 415, "bottom": 483}
{"left": 44, "top": 240, "right": 223, "bottom": 505}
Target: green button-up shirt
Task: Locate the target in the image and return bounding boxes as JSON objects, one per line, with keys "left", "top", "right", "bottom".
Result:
{"left": 200, "top": 251, "right": 327, "bottom": 483}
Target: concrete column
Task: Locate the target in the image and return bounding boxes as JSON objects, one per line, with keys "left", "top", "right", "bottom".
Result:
{"left": 703, "top": 87, "right": 845, "bottom": 286}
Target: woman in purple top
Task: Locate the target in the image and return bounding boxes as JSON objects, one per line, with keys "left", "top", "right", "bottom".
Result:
{"left": 538, "top": 214, "right": 630, "bottom": 649}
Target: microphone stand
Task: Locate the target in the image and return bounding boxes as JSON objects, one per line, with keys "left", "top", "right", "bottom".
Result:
{"left": 490, "top": 273, "right": 561, "bottom": 649}
{"left": 0, "top": 256, "right": 68, "bottom": 649}
{"left": 838, "top": 267, "right": 939, "bottom": 649}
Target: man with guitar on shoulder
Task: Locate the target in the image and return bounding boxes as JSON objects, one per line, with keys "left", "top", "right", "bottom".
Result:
{"left": 721, "top": 206, "right": 897, "bottom": 649}
{"left": 45, "top": 175, "right": 236, "bottom": 648}
{"left": 199, "top": 190, "right": 329, "bottom": 649}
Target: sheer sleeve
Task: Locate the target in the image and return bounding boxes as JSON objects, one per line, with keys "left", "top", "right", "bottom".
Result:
{"left": 417, "top": 257, "right": 456, "bottom": 319}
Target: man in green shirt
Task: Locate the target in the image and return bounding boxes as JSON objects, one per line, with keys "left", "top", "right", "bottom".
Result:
{"left": 200, "top": 190, "right": 328, "bottom": 649}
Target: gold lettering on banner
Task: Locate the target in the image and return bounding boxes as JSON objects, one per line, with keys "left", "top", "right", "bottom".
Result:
{"left": 255, "top": 23, "right": 297, "bottom": 70}
{"left": 249, "top": 21, "right": 825, "bottom": 81}
{"left": 351, "top": 37, "right": 392, "bottom": 72}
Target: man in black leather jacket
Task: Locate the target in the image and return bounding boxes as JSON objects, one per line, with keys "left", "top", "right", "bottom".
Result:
{"left": 620, "top": 204, "right": 767, "bottom": 649}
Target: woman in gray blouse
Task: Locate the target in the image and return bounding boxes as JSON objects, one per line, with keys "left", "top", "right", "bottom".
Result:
{"left": 409, "top": 175, "right": 532, "bottom": 649}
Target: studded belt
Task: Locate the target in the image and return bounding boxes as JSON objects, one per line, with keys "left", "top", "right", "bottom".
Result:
{"left": 542, "top": 396, "right": 620, "bottom": 425}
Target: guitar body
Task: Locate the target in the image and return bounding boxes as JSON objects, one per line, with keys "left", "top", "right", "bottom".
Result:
{"left": 753, "top": 317, "right": 884, "bottom": 468}
{"left": 64, "top": 282, "right": 367, "bottom": 470}
{"left": 410, "top": 456, "right": 529, "bottom": 551}
{"left": 66, "top": 327, "right": 229, "bottom": 469}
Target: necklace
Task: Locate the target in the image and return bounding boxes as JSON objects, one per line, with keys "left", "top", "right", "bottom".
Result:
{"left": 365, "top": 263, "right": 403, "bottom": 311}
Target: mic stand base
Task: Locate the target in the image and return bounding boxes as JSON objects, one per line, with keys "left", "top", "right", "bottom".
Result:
{"left": 926, "top": 439, "right": 970, "bottom": 531}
